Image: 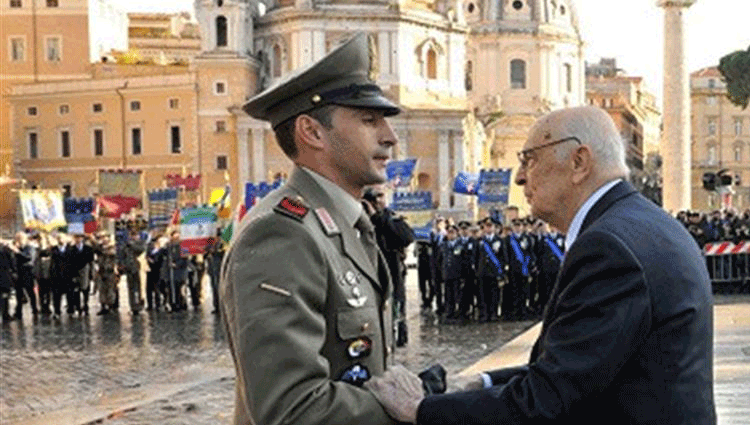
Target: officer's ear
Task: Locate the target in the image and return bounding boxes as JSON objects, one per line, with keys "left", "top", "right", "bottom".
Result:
{"left": 295, "top": 115, "right": 325, "bottom": 150}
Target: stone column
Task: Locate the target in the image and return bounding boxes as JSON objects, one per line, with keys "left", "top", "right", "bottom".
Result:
{"left": 438, "top": 130, "right": 451, "bottom": 208}
{"left": 237, "top": 126, "right": 250, "bottom": 189}
{"left": 453, "top": 129, "right": 468, "bottom": 210}
{"left": 658, "top": 0, "right": 696, "bottom": 212}
{"left": 252, "top": 127, "right": 265, "bottom": 183}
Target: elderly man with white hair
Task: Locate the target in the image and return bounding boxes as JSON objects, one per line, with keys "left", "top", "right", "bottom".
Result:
{"left": 365, "top": 106, "right": 716, "bottom": 425}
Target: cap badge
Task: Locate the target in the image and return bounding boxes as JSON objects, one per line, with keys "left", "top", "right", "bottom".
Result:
{"left": 345, "top": 270, "right": 358, "bottom": 285}
{"left": 311, "top": 94, "right": 322, "bottom": 104}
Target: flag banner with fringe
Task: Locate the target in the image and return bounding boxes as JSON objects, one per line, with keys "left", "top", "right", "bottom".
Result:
{"left": 19, "top": 189, "right": 66, "bottom": 231}
{"left": 477, "top": 169, "right": 512, "bottom": 206}
{"left": 148, "top": 188, "right": 179, "bottom": 229}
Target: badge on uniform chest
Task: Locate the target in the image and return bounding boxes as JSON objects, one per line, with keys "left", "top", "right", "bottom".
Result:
{"left": 339, "top": 270, "right": 368, "bottom": 308}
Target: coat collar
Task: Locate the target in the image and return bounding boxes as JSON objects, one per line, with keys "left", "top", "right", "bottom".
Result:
{"left": 579, "top": 180, "right": 638, "bottom": 236}
{"left": 285, "top": 167, "right": 384, "bottom": 294}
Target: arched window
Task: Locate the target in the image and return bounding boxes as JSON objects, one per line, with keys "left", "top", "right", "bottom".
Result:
{"left": 510, "top": 59, "right": 526, "bottom": 89}
{"left": 216, "top": 16, "right": 227, "bottom": 48}
{"left": 272, "top": 44, "right": 282, "bottom": 77}
{"left": 426, "top": 48, "right": 437, "bottom": 80}
{"left": 417, "top": 172, "right": 431, "bottom": 190}
{"left": 465, "top": 61, "right": 473, "bottom": 91}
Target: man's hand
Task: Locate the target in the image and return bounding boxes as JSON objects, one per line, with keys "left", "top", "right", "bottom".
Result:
{"left": 446, "top": 373, "right": 484, "bottom": 393}
{"left": 364, "top": 365, "right": 424, "bottom": 424}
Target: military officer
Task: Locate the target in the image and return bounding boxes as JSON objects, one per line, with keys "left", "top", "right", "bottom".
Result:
{"left": 536, "top": 224, "right": 565, "bottom": 314}
{"left": 221, "top": 32, "right": 404, "bottom": 425}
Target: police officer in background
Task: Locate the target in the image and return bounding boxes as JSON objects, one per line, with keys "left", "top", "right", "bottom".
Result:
{"left": 475, "top": 217, "right": 506, "bottom": 322}
{"left": 440, "top": 224, "right": 462, "bottom": 323}
{"left": 221, "top": 32, "right": 406, "bottom": 425}
{"left": 457, "top": 220, "right": 477, "bottom": 320}
{"left": 429, "top": 216, "right": 447, "bottom": 314}
{"left": 503, "top": 218, "right": 536, "bottom": 321}
{"left": 536, "top": 223, "right": 565, "bottom": 314}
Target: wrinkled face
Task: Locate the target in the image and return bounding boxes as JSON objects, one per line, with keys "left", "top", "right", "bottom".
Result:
{"left": 515, "top": 131, "right": 574, "bottom": 226}
{"left": 325, "top": 107, "right": 397, "bottom": 190}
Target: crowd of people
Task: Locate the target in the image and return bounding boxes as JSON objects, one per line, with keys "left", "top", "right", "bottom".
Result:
{"left": 678, "top": 208, "right": 750, "bottom": 246}
{"left": 0, "top": 228, "right": 226, "bottom": 324}
{"left": 415, "top": 212, "right": 564, "bottom": 324}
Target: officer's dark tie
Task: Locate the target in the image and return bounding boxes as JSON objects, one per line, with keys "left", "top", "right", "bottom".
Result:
{"left": 356, "top": 213, "right": 379, "bottom": 268}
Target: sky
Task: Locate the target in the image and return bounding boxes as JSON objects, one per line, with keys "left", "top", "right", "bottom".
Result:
{"left": 121, "top": 0, "right": 750, "bottom": 103}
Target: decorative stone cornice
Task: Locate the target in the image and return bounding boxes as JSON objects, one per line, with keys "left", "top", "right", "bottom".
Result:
{"left": 656, "top": 0, "right": 697, "bottom": 8}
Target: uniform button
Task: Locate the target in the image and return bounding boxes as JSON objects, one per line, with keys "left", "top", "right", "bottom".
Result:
{"left": 361, "top": 322, "right": 370, "bottom": 332}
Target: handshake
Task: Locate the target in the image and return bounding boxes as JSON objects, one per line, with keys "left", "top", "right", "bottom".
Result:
{"left": 364, "top": 364, "right": 484, "bottom": 423}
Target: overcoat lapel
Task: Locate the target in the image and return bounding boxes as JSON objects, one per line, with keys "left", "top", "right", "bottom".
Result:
{"left": 532, "top": 180, "right": 638, "bottom": 360}
{"left": 285, "top": 168, "right": 384, "bottom": 294}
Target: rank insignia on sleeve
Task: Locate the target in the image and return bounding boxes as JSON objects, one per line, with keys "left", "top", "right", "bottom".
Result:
{"left": 274, "top": 197, "right": 309, "bottom": 221}
{"left": 314, "top": 207, "right": 340, "bottom": 235}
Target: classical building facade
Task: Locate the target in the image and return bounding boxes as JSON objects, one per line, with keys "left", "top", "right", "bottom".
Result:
{"left": 126, "top": 12, "right": 201, "bottom": 65}
{"left": 690, "top": 67, "right": 750, "bottom": 211}
{"left": 2, "top": 0, "right": 587, "bottom": 230}
{"left": 585, "top": 58, "right": 661, "bottom": 171}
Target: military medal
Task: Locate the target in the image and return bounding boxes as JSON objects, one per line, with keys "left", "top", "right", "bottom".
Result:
{"left": 346, "top": 337, "right": 372, "bottom": 359}
{"left": 339, "top": 364, "right": 371, "bottom": 387}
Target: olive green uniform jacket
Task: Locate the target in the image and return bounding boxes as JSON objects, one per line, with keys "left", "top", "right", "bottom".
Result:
{"left": 220, "top": 166, "right": 398, "bottom": 425}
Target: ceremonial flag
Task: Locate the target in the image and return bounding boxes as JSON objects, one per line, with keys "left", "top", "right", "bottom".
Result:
{"left": 453, "top": 171, "right": 479, "bottom": 194}
{"left": 19, "top": 189, "right": 66, "bottom": 231}
{"left": 147, "top": 188, "right": 178, "bottom": 228}
{"left": 386, "top": 158, "right": 418, "bottom": 187}
{"left": 179, "top": 206, "right": 217, "bottom": 255}
{"left": 477, "top": 169, "right": 512, "bottom": 206}
{"left": 98, "top": 169, "right": 143, "bottom": 218}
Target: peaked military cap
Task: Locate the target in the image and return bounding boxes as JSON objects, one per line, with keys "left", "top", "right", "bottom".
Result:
{"left": 243, "top": 32, "right": 401, "bottom": 128}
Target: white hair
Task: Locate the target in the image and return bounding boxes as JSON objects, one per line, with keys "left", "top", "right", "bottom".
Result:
{"left": 538, "top": 106, "right": 629, "bottom": 177}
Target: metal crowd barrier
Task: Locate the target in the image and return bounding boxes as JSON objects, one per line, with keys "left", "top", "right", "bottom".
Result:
{"left": 703, "top": 241, "right": 750, "bottom": 294}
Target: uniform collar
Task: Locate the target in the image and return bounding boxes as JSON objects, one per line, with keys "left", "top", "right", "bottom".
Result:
{"left": 564, "top": 179, "right": 621, "bottom": 252}
{"left": 299, "top": 166, "right": 363, "bottom": 229}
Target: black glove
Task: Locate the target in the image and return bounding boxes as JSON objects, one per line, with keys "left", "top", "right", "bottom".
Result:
{"left": 418, "top": 364, "right": 446, "bottom": 395}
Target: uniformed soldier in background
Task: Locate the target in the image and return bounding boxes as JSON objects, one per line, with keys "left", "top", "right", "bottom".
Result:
{"left": 221, "top": 32, "right": 405, "bottom": 425}
{"left": 475, "top": 217, "right": 506, "bottom": 322}
{"left": 440, "top": 224, "right": 462, "bottom": 323}
{"left": 429, "top": 216, "right": 447, "bottom": 314}
{"left": 457, "top": 220, "right": 477, "bottom": 320}
{"left": 503, "top": 218, "right": 536, "bottom": 320}
{"left": 536, "top": 224, "right": 565, "bottom": 314}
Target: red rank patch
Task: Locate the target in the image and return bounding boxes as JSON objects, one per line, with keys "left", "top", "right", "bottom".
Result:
{"left": 274, "top": 197, "right": 309, "bottom": 221}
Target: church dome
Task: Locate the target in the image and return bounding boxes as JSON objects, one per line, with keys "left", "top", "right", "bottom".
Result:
{"left": 463, "top": 0, "right": 580, "bottom": 39}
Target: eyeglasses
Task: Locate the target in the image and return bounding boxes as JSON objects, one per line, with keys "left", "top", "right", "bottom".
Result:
{"left": 517, "top": 136, "right": 582, "bottom": 170}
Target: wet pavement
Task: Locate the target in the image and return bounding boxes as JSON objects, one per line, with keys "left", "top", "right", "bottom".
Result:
{"left": 1, "top": 270, "right": 536, "bottom": 425}
{"left": 3, "top": 274, "right": 747, "bottom": 425}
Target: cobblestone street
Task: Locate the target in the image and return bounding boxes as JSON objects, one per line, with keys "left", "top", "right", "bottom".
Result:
{"left": 1, "top": 270, "right": 536, "bottom": 425}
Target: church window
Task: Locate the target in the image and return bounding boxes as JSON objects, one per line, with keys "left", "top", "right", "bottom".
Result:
{"left": 216, "top": 155, "right": 228, "bottom": 170}
{"left": 426, "top": 47, "right": 437, "bottom": 80}
{"left": 734, "top": 117, "right": 743, "bottom": 136}
{"left": 467, "top": 2, "right": 475, "bottom": 13}
{"left": 510, "top": 59, "right": 526, "bottom": 89}
{"left": 708, "top": 117, "right": 717, "bottom": 136}
{"left": 46, "top": 0, "right": 57, "bottom": 7}
{"left": 216, "top": 16, "right": 228, "bottom": 48}
{"left": 273, "top": 44, "right": 282, "bottom": 77}
{"left": 217, "top": 0, "right": 223, "bottom": 6}
{"left": 734, "top": 144, "right": 742, "bottom": 162}
{"left": 10, "top": 0, "right": 22, "bottom": 7}
{"left": 564, "top": 63, "right": 572, "bottom": 93}
{"left": 215, "top": 81, "right": 227, "bottom": 95}
{"left": 465, "top": 61, "right": 473, "bottom": 91}
{"left": 560, "top": 5, "right": 566, "bottom": 14}
{"left": 708, "top": 79, "right": 716, "bottom": 88}
{"left": 512, "top": 0, "right": 523, "bottom": 10}
{"left": 10, "top": 37, "right": 24, "bottom": 62}
{"left": 28, "top": 131, "right": 38, "bottom": 159}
